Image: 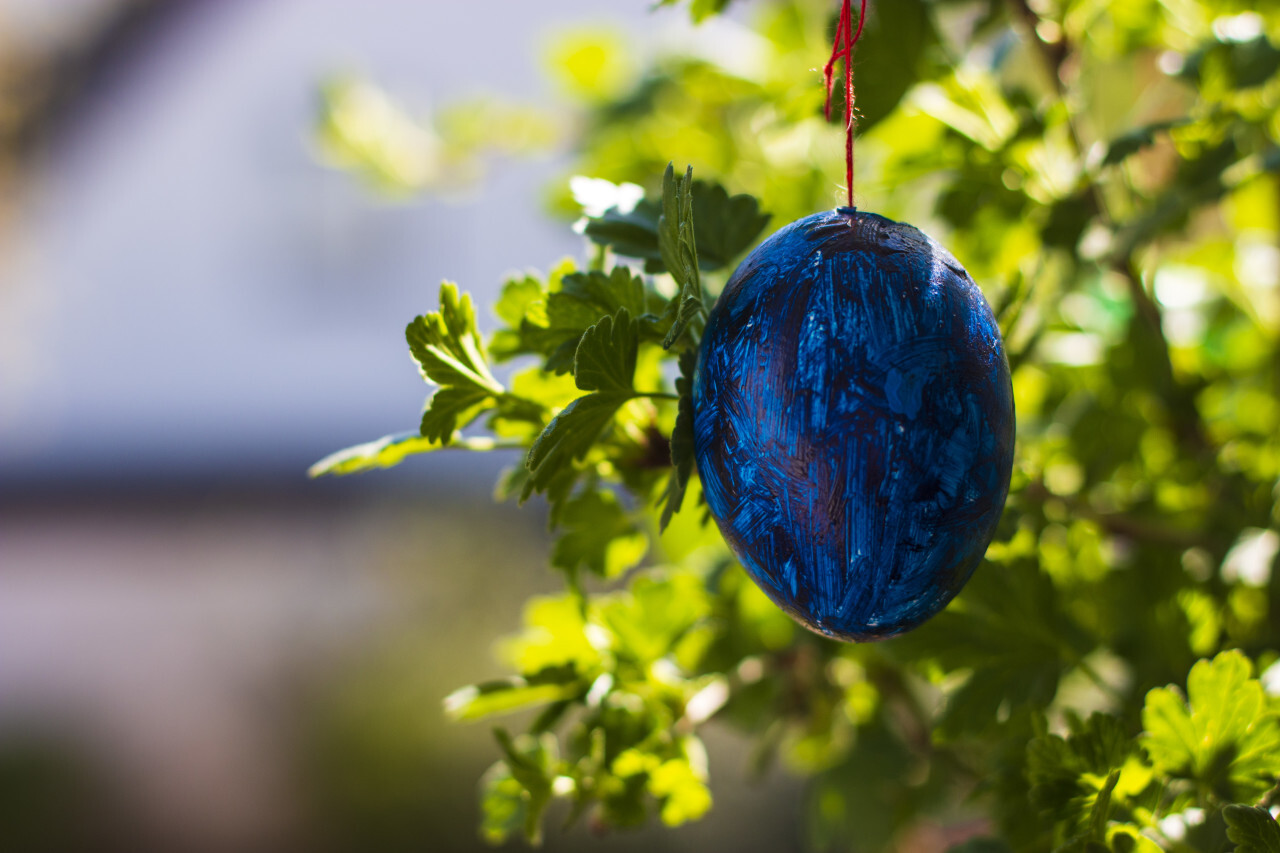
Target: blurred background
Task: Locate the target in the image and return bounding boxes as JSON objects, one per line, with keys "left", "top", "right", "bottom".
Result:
{"left": 7, "top": 0, "right": 1279, "bottom": 850}
{"left": 0, "top": 1, "right": 806, "bottom": 850}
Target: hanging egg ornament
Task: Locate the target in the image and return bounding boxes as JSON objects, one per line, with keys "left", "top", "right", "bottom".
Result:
{"left": 692, "top": 207, "right": 1015, "bottom": 641}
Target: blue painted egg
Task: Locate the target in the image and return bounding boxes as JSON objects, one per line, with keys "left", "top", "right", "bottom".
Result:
{"left": 692, "top": 208, "right": 1015, "bottom": 641}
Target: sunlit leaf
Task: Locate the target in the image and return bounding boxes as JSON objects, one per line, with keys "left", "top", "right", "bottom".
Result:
{"left": 307, "top": 431, "right": 504, "bottom": 477}
{"left": 648, "top": 756, "right": 712, "bottom": 826}
{"left": 599, "top": 573, "right": 711, "bottom": 666}
{"left": 479, "top": 763, "right": 526, "bottom": 845}
{"left": 1141, "top": 650, "right": 1280, "bottom": 802}
{"left": 500, "top": 594, "right": 603, "bottom": 675}
{"left": 444, "top": 665, "right": 584, "bottom": 721}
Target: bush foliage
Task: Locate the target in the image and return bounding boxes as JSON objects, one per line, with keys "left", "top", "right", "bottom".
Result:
{"left": 313, "top": 0, "right": 1280, "bottom": 849}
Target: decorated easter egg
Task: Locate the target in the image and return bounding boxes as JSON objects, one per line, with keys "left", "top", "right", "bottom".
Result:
{"left": 692, "top": 207, "right": 1015, "bottom": 641}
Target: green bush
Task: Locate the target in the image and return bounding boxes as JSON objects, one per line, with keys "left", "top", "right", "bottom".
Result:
{"left": 314, "top": 0, "right": 1280, "bottom": 849}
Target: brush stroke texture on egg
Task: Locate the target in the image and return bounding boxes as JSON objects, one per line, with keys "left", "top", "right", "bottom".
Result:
{"left": 693, "top": 208, "right": 1015, "bottom": 642}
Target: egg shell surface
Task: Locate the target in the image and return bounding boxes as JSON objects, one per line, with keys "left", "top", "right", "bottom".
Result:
{"left": 692, "top": 208, "right": 1015, "bottom": 641}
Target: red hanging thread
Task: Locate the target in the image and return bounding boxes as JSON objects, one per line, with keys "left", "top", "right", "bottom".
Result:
{"left": 822, "top": 0, "right": 867, "bottom": 208}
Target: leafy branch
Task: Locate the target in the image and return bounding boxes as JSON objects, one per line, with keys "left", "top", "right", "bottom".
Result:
{"left": 307, "top": 0, "right": 1280, "bottom": 846}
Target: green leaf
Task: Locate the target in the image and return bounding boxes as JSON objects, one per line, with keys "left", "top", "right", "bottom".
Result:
{"left": 659, "top": 347, "right": 698, "bottom": 531}
{"left": 1141, "top": 650, "right": 1280, "bottom": 802}
{"left": 1040, "top": 192, "right": 1095, "bottom": 251}
{"left": 1101, "top": 118, "right": 1191, "bottom": 167}
{"left": 599, "top": 573, "right": 711, "bottom": 666}
{"left": 886, "top": 561, "right": 1092, "bottom": 739}
{"left": 573, "top": 309, "right": 639, "bottom": 394}
{"left": 659, "top": 164, "right": 698, "bottom": 286}
{"left": 683, "top": 181, "right": 769, "bottom": 270}
{"left": 551, "top": 489, "right": 648, "bottom": 579}
{"left": 495, "top": 265, "right": 662, "bottom": 374}
{"left": 1183, "top": 35, "right": 1280, "bottom": 90}
{"left": 599, "top": 772, "right": 651, "bottom": 830}
{"left": 489, "top": 269, "right": 562, "bottom": 365}
{"left": 655, "top": 0, "right": 737, "bottom": 25}
{"left": 492, "top": 729, "right": 556, "bottom": 845}
{"left": 1027, "top": 714, "right": 1137, "bottom": 839}
{"left": 580, "top": 202, "right": 663, "bottom": 265}
{"left": 1226, "top": 35, "right": 1280, "bottom": 88}
{"left": 824, "top": 0, "right": 937, "bottom": 135}
{"left": 546, "top": 271, "right": 629, "bottom": 332}
{"left": 500, "top": 594, "right": 603, "bottom": 675}
{"left": 419, "top": 385, "right": 495, "bottom": 443}
{"left": 307, "top": 431, "right": 504, "bottom": 477}
{"left": 689, "top": 0, "right": 733, "bottom": 22}
{"left": 1142, "top": 688, "right": 1202, "bottom": 772}
{"left": 315, "top": 77, "right": 440, "bottom": 195}
{"left": 444, "top": 665, "right": 584, "bottom": 722}
{"left": 406, "top": 281, "right": 504, "bottom": 396}
{"left": 1224, "top": 804, "right": 1280, "bottom": 853}
{"left": 648, "top": 756, "right": 712, "bottom": 826}
{"left": 1045, "top": 766, "right": 1119, "bottom": 852}
{"left": 406, "top": 282, "right": 509, "bottom": 442}
{"left": 1087, "top": 769, "right": 1119, "bottom": 842}
{"left": 522, "top": 393, "right": 632, "bottom": 500}
{"left": 1028, "top": 712, "right": 1133, "bottom": 812}
{"left": 665, "top": 293, "right": 707, "bottom": 351}
{"left": 659, "top": 163, "right": 704, "bottom": 349}
{"left": 555, "top": 266, "right": 652, "bottom": 322}
{"left": 479, "top": 763, "right": 526, "bottom": 846}
{"left": 582, "top": 175, "right": 766, "bottom": 274}
{"left": 493, "top": 272, "right": 546, "bottom": 328}
{"left": 1108, "top": 829, "right": 1163, "bottom": 853}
